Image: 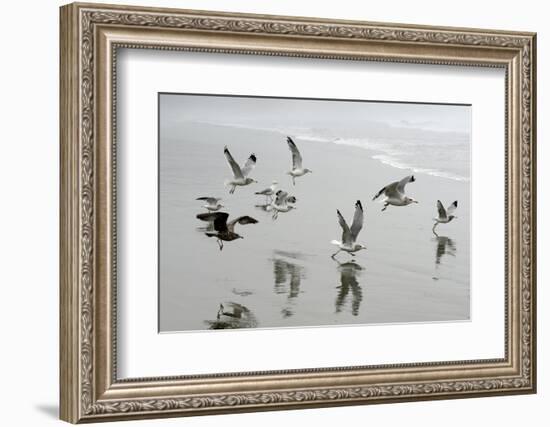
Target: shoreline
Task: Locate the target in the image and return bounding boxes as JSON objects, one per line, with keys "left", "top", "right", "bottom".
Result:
{"left": 159, "top": 121, "right": 471, "bottom": 332}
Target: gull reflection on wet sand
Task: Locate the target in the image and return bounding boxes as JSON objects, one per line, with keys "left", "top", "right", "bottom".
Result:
{"left": 334, "top": 260, "right": 363, "bottom": 316}
{"left": 433, "top": 233, "right": 457, "bottom": 267}
{"left": 272, "top": 251, "right": 305, "bottom": 318}
{"left": 204, "top": 302, "right": 258, "bottom": 329}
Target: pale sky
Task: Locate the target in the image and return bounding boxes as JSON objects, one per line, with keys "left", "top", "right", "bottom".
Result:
{"left": 160, "top": 93, "right": 471, "bottom": 135}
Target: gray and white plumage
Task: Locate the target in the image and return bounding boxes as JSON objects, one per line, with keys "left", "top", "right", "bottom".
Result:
{"left": 196, "top": 196, "right": 223, "bottom": 212}
{"left": 373, "top": 175, "right": 418, "bottom": 211}
{"left": 224, "top": 146, "right": 257, "bottom": 194}
{"left": 196, "top": 211, "right": 258, "bottom": 250}
{"left": 331, "top": 200, "right": 366, "bottom": 258}
{"left": 271, "top": 190, "right": 297, "bottom": 220}
{"left": 286, "top": 137, "right": 312, "bottom": 185}
{"left": 255, "top": 181, "right": 278, "bottom": 200}
{"left": 433, "top": 200, "right": 458, "bottom": 232}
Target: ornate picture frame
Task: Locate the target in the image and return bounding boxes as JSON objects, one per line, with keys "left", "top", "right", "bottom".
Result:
{"left": 60, "top": 2, "right": 536, "bottom": 423}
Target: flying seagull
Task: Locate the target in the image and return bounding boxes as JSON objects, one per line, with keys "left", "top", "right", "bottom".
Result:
{"left": 255, "top": 181, "right": 278, "bottom": 202}
{"left": 372, "top": 175, "right": 418, "bottom": 211}
{"left": 224, "top": 146, "right": 257, "bottom": 194}
{"left": 196, "top": 212, "right": 258, "bottom": 250}
{"left": 196, "top": 197, "right": 223, "bottom": 212}
{"left": 433, "top": 200, "right": 458, "bottom": 233}
{"left": 286, "top": 137, "right": 312, "bottom": 185}
{"left": 331, "top": 200, "right": 366, "bottom": 258}
{"left": 271, "top": 190, "right": 297, "bottom": 220}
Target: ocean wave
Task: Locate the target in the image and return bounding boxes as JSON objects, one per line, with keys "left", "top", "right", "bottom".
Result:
{"left": 328, "top": 137, "right": 470, "bottom": 182}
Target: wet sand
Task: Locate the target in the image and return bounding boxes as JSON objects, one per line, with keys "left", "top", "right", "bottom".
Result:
{"left": 159, "top": 122, "right": 470, "bottom": 332}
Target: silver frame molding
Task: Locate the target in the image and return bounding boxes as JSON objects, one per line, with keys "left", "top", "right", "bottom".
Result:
{"left": 60, "top": 2, "right": 536, "bottom": 423}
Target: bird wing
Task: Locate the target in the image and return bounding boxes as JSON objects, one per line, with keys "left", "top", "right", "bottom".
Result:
{"left": 436, "top": 200, "right": 447, "bottom": 220}
{"left": 286, "top": 137, "right": 303, "bottom": 169}
{"left": 224, "top": 146, "right": 244, "bottom": 179}
{"left": 241, "top": 153, "right": 257, "bottom": 177}
{"left": 196, "top": 197, "right": 219, "bottom": 204}
{"left": 447, "top": 200, "right": 458, "bottom": 215}
{"left": 372, "top": 184, "right": 388, "bottom": 201}
{"left": 196, "top": 212, "right": 229, "bottom": 232}
{"left": 350, "top": 200, "right": 364, "bottom": 242}
{"left": 255, "top": 187, "right": 270, "bottom": 195}
{"left": 337, "top": 209, "right": 352, "bottom": 245}
{"left": 274, "top": 190, "right": 288, "bottom": 206}
{"left": 396, "top": 175, "right": 415, "bottom": 193}
{"left": 228, "top": 215, "right": 259, "bottom": 232}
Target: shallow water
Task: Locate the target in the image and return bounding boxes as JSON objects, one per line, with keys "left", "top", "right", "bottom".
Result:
{"left": 159, "top": 119, "right": 470, "bottom": 332}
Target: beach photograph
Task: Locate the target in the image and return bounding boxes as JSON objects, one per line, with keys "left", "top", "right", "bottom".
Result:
{"left": 158, "top": 93, "right": 471, "bottom": 332}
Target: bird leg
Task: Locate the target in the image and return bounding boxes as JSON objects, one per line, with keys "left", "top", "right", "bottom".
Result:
{"left": 217, "top": 239, "right": 224, "bottom": 251}
{"left": 292, "top": 176, "right": 295, "bottom": 186}
{"left": 381, "top": 203, "right": 389, "bottom": 212}
{"left": 350, "top": 253, "right": 356, "bottom": 257}
{"left": 229, "top": 185, "right": 236, "bottom": 194}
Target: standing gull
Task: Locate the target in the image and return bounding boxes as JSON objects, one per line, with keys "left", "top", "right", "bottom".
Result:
{"left": 271, "top": 190, "right": 297, "bottom": 220}
{"left": 372, "top": 175, "right": 418, "bottom": 211}
{"left": 433, "top": 200, "right": 458, "bottom": 233}
{"left": 331, "top": 200, "right": 366, "bottom": 258}
{"left": 196, "top": 212, "right": 258, "bottom": 250}
{"left": 286, "top": 137, "right": 312, "bottom": 185}
{"left": 255, "top": 181, "right": 278, "bottom": 202}
{"left": 196, "top": 197, "right": 223, "bottom": 212}
{"left": 224, "top": 146, "right": 257, "bottom": 194}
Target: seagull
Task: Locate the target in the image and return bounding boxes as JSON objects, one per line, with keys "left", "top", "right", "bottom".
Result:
{"left": 255, "top": 181, "right": 278, "bottom": 202}
{"left": 286, "top": 137, "right": 312, "bottom": 185}
{"left": 331, "top": 200, "right": 366, "bottom": 258}
{"left": 271, "top": 190, "right": 297, "bottom": 220}
{"left": 433, "top": 200, "right": 458, "bottom": 233}
{"left": 372, "top": 175, "right": 418, "bottom": 211}
{"left": 196, "top": 212, "right": 258, "bottom": 250}
{"left": 196, "top": 197, "right": 223, "bottom": 212}
{"left": 224, "top": 146, "right": 257, "bottom": 194}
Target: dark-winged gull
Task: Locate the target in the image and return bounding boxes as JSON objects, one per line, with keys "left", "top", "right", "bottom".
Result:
{"left": 433, "top": 200, "right": 458, "bottom": 233}
{"left": 196, "top": 212, "right": 258, "bottom": 250}
{"left": 196, "top": 196, "right": 223, "bottom": 212}
{"left": 372, "top": 175, "right": 418, "bottom": 211}
{"left": 331, "top": 200, "right": 366, "bottom": 258}
{"left": 224, "top": 146, "right": 257, "bottom": 194}
{"left": 286, "top": 137, "right": 312, "bottom": 185}
{"left": 271, "top": 190, "right": 297, "bottom": 220}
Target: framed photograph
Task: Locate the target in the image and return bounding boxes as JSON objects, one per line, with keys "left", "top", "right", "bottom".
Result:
{"left": 60, "top": 2, "right": 537, "bottom": 423}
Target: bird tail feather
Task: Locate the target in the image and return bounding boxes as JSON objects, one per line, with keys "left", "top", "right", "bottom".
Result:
{"left": 330, "top": 240, "right": 341, "bottom": 246}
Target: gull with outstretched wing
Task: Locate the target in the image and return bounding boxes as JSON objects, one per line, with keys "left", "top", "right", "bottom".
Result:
{"left": 372, "top": 175, "right": 418, "bottom": 211}
{"left": 432, "top": 200, "right": 458, "bottom": 233}
{"left": 330, "top": 200, "right": 366, "bottom": 258}
{"left": 196, "top": 196, "right": 223, "bottom": 212}
{"left": 224, "top": 146, "right": 257, "bottom": 194}
{"left": 286, "top": 137, "right": 312, "bottom": 185}
{"left": 196, "top": 212, "right": 258, "bottom": 250}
